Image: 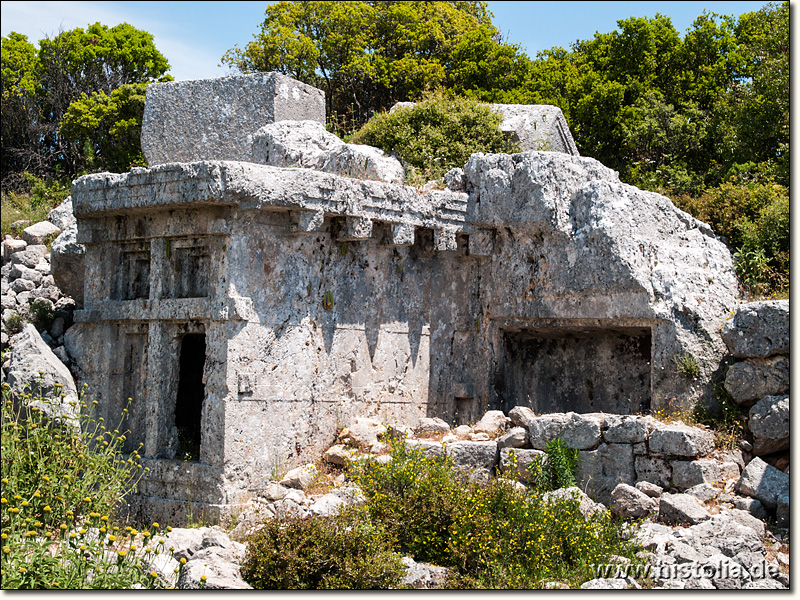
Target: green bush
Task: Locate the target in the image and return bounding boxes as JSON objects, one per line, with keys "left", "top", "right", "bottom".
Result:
{"left": 350, "top": 440, "right": 640, "bottom": 589}
{"left": 673, "top": 179, "right": 789, "bottom": 297}
{"left": 527, "top": 439, "right": 580, "bottom": 492}
{"left": 241, "top": 506, "right": 404, "bottom": 589}
{"left": 350, "top": 92, "right": 520, "bottom": 185}
{"left": 1, "top": 173, "right": 70, "bottom": 238}
{"left": 1, "top": 382, "right": 178, "bottom": 588}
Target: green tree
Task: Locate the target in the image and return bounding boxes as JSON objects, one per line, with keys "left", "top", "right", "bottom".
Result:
{"left": 222, "top": 1, "right": 520, "bottom": 130}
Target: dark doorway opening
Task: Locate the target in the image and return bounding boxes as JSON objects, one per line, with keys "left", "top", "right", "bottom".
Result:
{"left": 175, "top": 333, "right": 206, "bottom": 461}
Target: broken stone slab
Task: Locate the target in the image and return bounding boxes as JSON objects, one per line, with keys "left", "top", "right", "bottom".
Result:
{"left": 47, "top": 196, "right": 76, "bottom": 231}
{"left": 308, "top": 493, "right": 346, "bottom": 517}
{"left": 684, "top": 483, "right": 719, "bottom": 503}
{"left": 610, "top": 483, "right": 658, "bottom": 519}
{"left": 736, "top": 457, "right": 789, "bottom": 510}
{"left": 341, "top": 417, "right": 387, "bottom": 450}
{"left": 659, "top": 493, "right": 711, "bottom": 525}
{"left": 507, "top": 405, "right": 536, "bottom": 429}
{"left": 671, "top": 459, "right": 723, "bottom": 490}
{"left": 489, "top": 104, "right": 579, "bottom": 155}
{"left": 22, "top": 221, "right": 60, "bottom": 246}
{"left": 686, "top": 514, "right": 764, "bottom": 558}
{"left": 498, "top": 447, "right": 544, "bottom": 482}
{"left": 141, "top": 72, "right": 325, "bottom": 166}
{"left": 405, "top": 439, "right": 445, "bottom": 460}
{"left": 721, "top": 508, "right": 765, "bottom": 537}
{"left": 602, "top": 414, "right": 653, "bottom": 444}
{"left": 323, "top": 444, "right": 358, "bottom": 466}
{"left": 648, "top": 424, "right": 714, "bottom": 458}
{"left": 178, "top": 546, "right": 252, "bottom": 589}
{"left": 748, "top": 395, "right": 789, "bottom": 456}
{"left": 635, "top": 480, "right": 663, "bottom": 498}
{"left": 724, "top": 356, "right": 789, "bottom": 406}
{"left": 527, "top": 412, "right": 602, "bottom": 450}
{"left": 10, "top": 245, "right": 46, "bottom": 268}
{"left": 721, "top": 300, "right": 789, "bottom": 358}
{"left": 2, "top": 237, "right": 27, "bottom": 258}
{"left": 445, "top": 440, "right": 499, "bottom": 471}
{"left": 252, "top": 120, "right": 404, "bottom": 184}
{"left": 5, "top": 324, "right": 79, "bottom": 429}
{"left": 580, "top": 577, "right": 640, "bottom": 589}
{"left": 577, "top": 443, "right": 635, "bottom": 505}
{"left": 472, "top": 409, "right": 510, "bottom": 436}
{"left": 732, "top": 497, "right": 768, "bottom": 521}
{"left": 49, "top": 224, "right": 85, "bottom": 307}
{"left": 414, "top": 417, "right": 450, "bottom": 435}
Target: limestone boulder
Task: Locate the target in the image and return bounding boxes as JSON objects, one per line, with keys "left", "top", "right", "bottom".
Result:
{"left": 610, "top": 483, "right": 658, "bottom": 519}
{"left": 721, "top": 508, "right": 765, "bottom": 537}
{"left": 577, "top": 443, "right": 635, "bottom": 505}
{"left": 635, "top": 481, "right": 663, "bottom": 498}
{"left": 581, "top": 577, "right": 640, "bottom": 590}
{"left": 736, "top": 457, "right": 789, "bottom": 510}
{"left": 498, "top": 447, "right": 544, "bottom": 483}
{"left": 473, "top": 410, "right": 510, "bottom": 436}
{"left": 659, "top": 493, "right": 711, "bottom": 525}
{"left": 721, "top": 300, "right": 789, "bottom": 358}
{"left": 495, "top": 426, "right": 527, "bottom": 449}
{"left": 603, "top": 414, "right": 653, "bottom": 444}
{"left": 528, "top": 412, "right": 602, "bottom": 450}
{"left": 179, "top": 546, "right": 252, "bottom": 589}
{"left": 685, "top": 514, "right": 764, "bottom": 557}
{"left": 684, "top": 483, "right": 719, "bottom": 503}
{"left": 253, "top": 120, "right": 404, "bottom": 184}
{"left": 400, "top": 556, "right": 449, "bottom": 589}
{"left": 46, "top": 196, "right": 76, "bottom": 231}
{"left": 22, "top": 221, "right": 60, "bottom": 246}
{"left": 748, "top": 395, "right": 789, "bottom": 456}
{"left": 9, "top": 245, "right": 46, "bottom": 268}
{"left": 775, "top": 489, "right": 789, "bottom": 528}
{"left": 634, "top": 456, "right": 672, "bottom": 489}
{"left": 415, "top": 417, "right": 450, "bottom": 435}
{"left": 508, "top": 405, "right": 536, "bottom": 428}
{"left": 445, "top": 441, "right": 499, "bottom": 471}
{"left": 342, "top": 417, "right": 386, "bottom": 450}
{"left": 405, "top": 439, "right": 445, "bottom": 460}
{"left": 733, "top": 497, "right": 768, "bottom": 521}
{"left": 323, "top": 444, "right": 358, "bottom": 466}
{"left": 49, "top": 224, "right": 85, "bottom": 307}
{"left": 671, "top": 459, "right": 722, "bottom": 490}
{"left": 543, "top": 487, "right": 608, "bottom": 519}
{"left": 724, "top": 357, "right": 789, "bottom": 406}
{"left": 278, "top": 463, "right": 317, "bottom": 490}
{"left": 5, "top": 324, "right": 79, "bottom": 428}
{"left": 648, "top": 424, "right": 714, "bottom": 457}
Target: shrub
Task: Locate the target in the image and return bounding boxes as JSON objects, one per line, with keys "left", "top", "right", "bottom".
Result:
{"left": 528, "top": 438, "right": 580, "bottom": 492}
{"left": 350, "top": 92, "right": 520, "bottom": 185}
{"left": 350, "top": 440, "right": 640, "bottom": 589}
{"left": 241, "top": 506, "right": 404, "bottom": 589}
{"left": 673, "top": 353, "right": 701, "bottom": 380}
{"left": 1, "top": 382, "right": 177, "bottom": 588}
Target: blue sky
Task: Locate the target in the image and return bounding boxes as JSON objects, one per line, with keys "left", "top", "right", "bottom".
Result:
{"left": 0, "top": 1, "right": 777, "bottom": 82}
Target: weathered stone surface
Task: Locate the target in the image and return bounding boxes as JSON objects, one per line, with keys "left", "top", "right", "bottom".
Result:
{"left": 580, "top": 577, "right": 639, "bottom": 589}
{"left": 721, "top": 300, "right": 789, "bottom": 358}
{"left": 5, "top": 324, "right": 78, "bottom": 428}
{"left": 10, "top": 245, "right": 46, "bottom": 268}
{"left": 400, "top": 556, "right": 449, "bottom": 589}
{"left": 415, "top": 417, "right": 450, "bottom": 435}
{"left": 528, "top": 412, "right": 601, "bottom": 450}
{"left": 684, "top": 483, "right": 718, "bottom": 503}
{"left": 495, "top": 426, "right": 527, "bottom": 449}
{"left": 635, "top": 456, "right": 672, "bottom": 489}
{"left": 22, "top": 221, "right": 60, "bottom": 245}
{"left": 323, "top": 444, "right": 357, "bottom": 466}
{"left": 775, "top": 489, "right": 789, "bottom": 528}
{"left": 179, "top": 546, "right": 252, "bottom": 589}
{"left": 342, "top": 417, "right": 387, "bottom": 449}
{"left": 732, "top": 497, "right": 768, "bottom": 520}
{"left": 610, "top": 483, "right": 658, "bottom": 519}
{"left": 498, "top": 447, "right": 544, "bottom": 482}
{"left": 603, "top": 414, "right": 652, "bottom": 443}
{"left": 577, "top": 443, "right": 635, "bottom": 505}
{"left": 445, "top": 441, "right": 498, "bottom": 471}
{"left": 748, "top": 395, "right": 789, "bottom": 456}
{"left": 142, "top": 72, "right": 325, "bottom": 165}
{"left": 543, "top": 487, "right": 607, "bottom": 519}
{"left": 278, "top": 463, "right": 317, "bottom": 489}
{"left": 736, "top": 457, "right": 789, "bottom": 510}
{"left": 508, "top": 406, "right": 536, "bottom": 428}
{"left": 406, "top": 439, "right": 445, "bottom": 460}
{"left": 722, "top": 508, "right": 765, "bottom": 537}
{"left": 253, "top": 120, "right": 404, "bottom": 184}
{"left": 671, "top": 459, "right": 722, "bottom": 490}
{"left": 649, "top": 424, "right": 714, "bottom": 457}
{"left": 49, "top": 224, "right": 85, "bottom": 307}
{"left": 724, "top": 356, "right": 789, "bottom": 406}
{"left": 490, "top": 104, "right": 579, "bottom": 155}
{"left": 659, "top": 493, "right": 711, "bottom": 525}
{"left": 47, "top": 196, "right": 76, "bottom": 231}
{"left": 685, "top": 514, "right": 764, "bottom": 557}
{"left": 473, "top": 410, "right": 510, "bottom": 436}
{"left": 635, "top": 480, "right": 663, "bottom": 498}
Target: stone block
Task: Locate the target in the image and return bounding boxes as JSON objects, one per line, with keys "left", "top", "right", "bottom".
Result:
{"left": 496, "top": 427, "right": 527, "bottom": 449}
{"left": 659, "top": 493, "right": 711, "bottom": 525}
{"left": 141, "top": 72, "right": 325, "bottom": 165}
{"left": 445, "top": 441, "right": 499, "bottom": 471}
{"left": 635, "top": 456, "right": 672, "bottom": 489}
{"left": 724, "top": 356, "right": 789, "bottom": 406}
{"left": 577, "top": 443, "right": 635, "bottom": 505}
{"left": 528, "top": 412, "right": 602, "bottom": 450}
{"left": 498, "top": 447, "right": 544, "bottom": 483}
{"left": 671, "top": 459, "right": 722, "bottom": 490}
{"left": 748, "top": 395, "right": 789, "bottom": 456}
{"left": 22, "top": 221, "right": 60, "bottom": 246}
{"left": 648, "top": 424, "right": 714, "bottom": 457}
{"left": 473, "top": 410, "right": 509, "bottom": 436}
{"left": 49, "top": 224, "right": 85, "bottom": 307}
{"left": 721, "top": 300, "right": 789, "bottom": 358}
{"left": 543, "top": 487, "right": 608, "bottom": 519}
{"left": 389, "top": 223, "right": 415, "bottom": 246}
{"left": 489, "top": 104, "right": 579, "bottom": 155}
{"left": 610, "top": 483, "right": 658, "bottom": 519}
{"left": 736, "top": 457, "right": 789, "bottom": 510}
{"left": 47, "top": 196, "right": 76, "bottom": 231}
{"left": 603, "top": 414, "right": 653, "bottom": 443}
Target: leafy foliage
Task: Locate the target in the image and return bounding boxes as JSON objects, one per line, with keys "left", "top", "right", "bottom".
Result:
{"left": 221, "top": 1, "right": 527, "bottom": 130}
{"left": 348, "top": 440, "right": 640, "bottom": 588}
{"left": 1, "top": 382, "right": 179, "bottom": 589}
{"left": 1, "top": 23, "right": 170, "bottom": 186}
{"left": 242, "top": 506, "right": 404, "bottom": 589}
{"left": 526, "top": 439, "right": 580, "bottom": 492}
{"left": 350, "top": 92, "right": 519, "bottom": 184}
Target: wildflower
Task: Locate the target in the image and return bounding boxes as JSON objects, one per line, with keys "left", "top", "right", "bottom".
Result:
{"left": 70, "top": 532, "right": 77, "bottom": 539}
{"left": 0, "top": 499, "right": 6, "bottom": 505}
{"left": 1, "top": 478, "right": 7, "bottom": 484}
{"left": 152, "top": 522, "right": 159, "bottom": 529}
{"left": 43, "top": 506, "right": 51, "bottom": 512}
{"left": 2, "top": 546, "right": 9, "bottom": 554}
{"left": 21, "top": 500, "right": 29, "bottom": 507}
{"left": 150, "top": 571, "right": 158, "bottom": 578}
{"left": 200, "top": 575, "right": 207, "bottom": 582}
{"left": 118, "top": 550, "right": 127, "bottom": 558}
{"left": 32, "top": 491, "right": 41, "bottom": 498}
{"left": 180, "top": 558, "right": 187, "bottom": 565}
{"left": 108, "top": 535, "right": 116, "bottom": 543}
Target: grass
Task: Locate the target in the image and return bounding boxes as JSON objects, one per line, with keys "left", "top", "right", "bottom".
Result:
{"left": 1, "top": 173, "right": 70, "bottom": 239}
